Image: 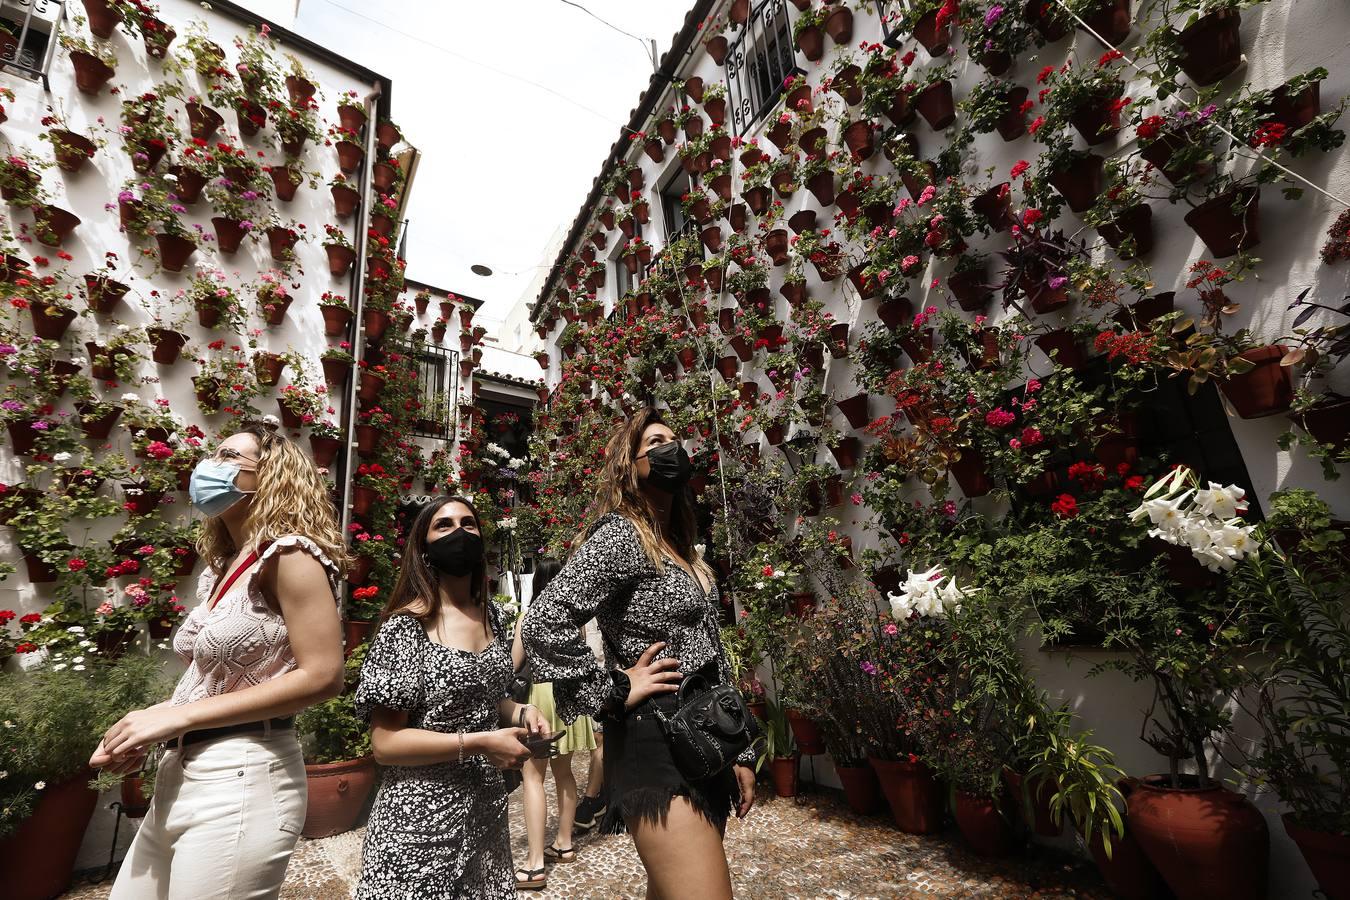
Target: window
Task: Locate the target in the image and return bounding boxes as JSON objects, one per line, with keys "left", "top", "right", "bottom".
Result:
{"left": 391, "top": 339, "right": 458, "bottom": 440}
{"left": 875, "top": 0, "right": 906, "bottom": 48}
{"left": 660, "top": 168, "right": 698, "bottom": 244}
{"left": 1, "top": 4, "right": 60, "bottom": 87}
{"left": 725, "top": 0, "right": 801, "bottom": 136}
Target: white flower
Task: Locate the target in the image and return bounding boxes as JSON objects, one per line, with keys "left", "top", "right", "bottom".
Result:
{"left": 52, "top": 663, "right": 67, "bottom": 671}
{"left": 66, "top": 625, "right": 85, "bottom": 634}
{"left": 121, "top": 392, "right": 140, "bottom": 403}
{"left": 78, "top": 640, "right": 92, "bottom": 648}
{"left": 34, "top": 781, "right": 45, "bottom": 790}
{"left": 1133, "top": 492, "right": 1193, "bottom": 530}
{"left": 116, "top": 323, "right": 130, "bottom": 333}
{"left": 0, "top": 770, "right": 8, "bottom": 779}
{"left": 163, "top": 172, "right": 178, "bottom": 183}
{"left": 73, "top": 664, "right": 86, "bottom": 672}
{"left": 261, "top": 414, "right": 280, "bottom": 427}
{"left": 754, "top": 581, "right": 765, "bottom": 591}
{"left": 1193, "top": 483, "right": 1247, "bottom": 519}
{"left": 887, "top": 591, "right": 914, "bottom": 620}
{"left": 53, "top": 451, "right": 72, "bottom": 462}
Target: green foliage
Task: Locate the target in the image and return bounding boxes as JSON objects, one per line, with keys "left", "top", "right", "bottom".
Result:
{"left": 296, "top": 644, "right": 372, "bottom": 765}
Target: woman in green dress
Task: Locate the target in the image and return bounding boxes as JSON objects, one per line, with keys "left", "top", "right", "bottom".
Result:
{"left": 511, "top": 558, "right": 597, "bottom": 891}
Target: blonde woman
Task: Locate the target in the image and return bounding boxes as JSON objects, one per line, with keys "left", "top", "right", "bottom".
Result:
{"left": 94, "top": 422, "right": 348, "bottom": 899}
{"left": 523, "top": 409, "right": 757, "bottom": 900}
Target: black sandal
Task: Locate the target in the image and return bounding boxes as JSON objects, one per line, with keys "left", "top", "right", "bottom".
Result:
{"left": 544, "top": 844, "right": 576, "bottom": 863}
{"left": 514, "top": 866, "right": 547, "bottom": 890}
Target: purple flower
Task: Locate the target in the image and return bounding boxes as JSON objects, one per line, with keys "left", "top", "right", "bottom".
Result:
{"left": 984, "top": 4, "right": 1004, "bottom": 27}
{"left": 2, "top": 399, "right": 25, "bottom": 411}
{"left": 118, "top": 190, "right": 134, "bottom": 202}
{"left": 170, "top": 204, "right": 186, "bottom": 214}
{"left": 239, "top": 220, "right": 254, "bottom": 231}
{"left": 1198, "top": 103, "right": 1217, "bottom": 121}
{"left": 30, "top": 420, "right": 49, "bottom": 431}
{"left": 860, "top": 661, "right": 877, "bottom": 676}
{"left": 1048, "top": 275, "right": 1068, "bottom": 289}
{"left": 0, "top": 344, "right": 16, "bottom": 355}
{"left": 241, "top": 191, "right": 258, "bottom": 201}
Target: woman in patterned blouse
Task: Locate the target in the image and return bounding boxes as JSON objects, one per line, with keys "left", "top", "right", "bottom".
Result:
{"left": 523, "top": 409, "right": 757, "bottom": 900}
{"left": 94, "top": 423, "right": 350, "bottom": 899}
{"left": 355, "top": 495, "right": 546, "bottom": 899}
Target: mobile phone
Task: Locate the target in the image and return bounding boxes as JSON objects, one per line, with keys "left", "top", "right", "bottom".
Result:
{"left": 523, "top": 730, "right": 566, "bottom": 758}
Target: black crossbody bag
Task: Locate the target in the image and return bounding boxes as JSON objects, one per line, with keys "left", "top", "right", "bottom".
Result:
{"left": 650, "top": 672, "right": 756, "bottom": 782}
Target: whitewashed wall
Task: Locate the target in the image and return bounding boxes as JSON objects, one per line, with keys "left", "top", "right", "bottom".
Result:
{"left": 528, "top": 1, "right": 1350, "bottom": 895}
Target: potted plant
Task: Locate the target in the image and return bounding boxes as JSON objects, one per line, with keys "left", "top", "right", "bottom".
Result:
{"left": 58, "top": 27, "right": 117, "bottom": 95}
{"left": 295, "top": 647, "right": 376, "bottom": 837}
{"left": 960, "top": 78, "right": 1031, "bottom": 141}
{"left": 760, "top": 697, "right": 799, "bottom": 798}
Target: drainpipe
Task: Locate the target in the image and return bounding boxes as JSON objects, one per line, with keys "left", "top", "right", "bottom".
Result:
{"left": 336, "top": 82, "right": 382, "bottom": 603}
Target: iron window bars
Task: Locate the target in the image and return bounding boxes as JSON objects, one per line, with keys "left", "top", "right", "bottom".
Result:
{"left": 0, "top": 0, "right": 65, "bottom": 88}
{"left": 388, "top": 338, "right": 459, "bottom": 441}
{"left": 725, "top": 0, "right": 802, "bottom": 137}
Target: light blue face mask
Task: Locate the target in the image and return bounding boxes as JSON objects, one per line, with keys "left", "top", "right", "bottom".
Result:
{"left": 189, "top": 459, "right": 254, "bottom": 517}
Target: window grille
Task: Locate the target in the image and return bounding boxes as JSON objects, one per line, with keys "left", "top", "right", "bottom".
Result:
{"left": 1, "top": 1, "right": 65, "bottom": 88}
{"left": 875, "top": 0, "right": 907, "bottom": 48}
{"left": 725, "top": 0, "right": 801, "bottom": 136}
{"left": 389, "top": 339, "right": 459, "bottom": 441}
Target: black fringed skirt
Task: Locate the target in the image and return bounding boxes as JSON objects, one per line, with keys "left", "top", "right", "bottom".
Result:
{"left": 598, "top": 662, "right": 738, "bottom": 835}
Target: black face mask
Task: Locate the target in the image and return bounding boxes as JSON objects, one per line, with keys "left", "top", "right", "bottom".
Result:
{"left": 639, "top": 441, "right": 692, "bottom": 493}
{"left": 424, "top": 529, "right": 484, "bottom": 577}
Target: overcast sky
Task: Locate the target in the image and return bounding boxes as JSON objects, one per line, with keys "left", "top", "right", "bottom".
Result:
{"left": 292, "top": 0, "right": 692, "bottom": 321}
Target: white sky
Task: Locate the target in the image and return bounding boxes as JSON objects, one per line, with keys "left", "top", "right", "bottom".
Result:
{"left": 292, "top": 0, "right": 692, "bottom": 321}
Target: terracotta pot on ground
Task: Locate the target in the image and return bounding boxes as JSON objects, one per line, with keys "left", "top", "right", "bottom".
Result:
{"left": 1080, "top": 0, "right": 1134, "bottom": 46}
{"left": 0, "top": 769, "right": 99, "bottom": 900}
{"left": 1218, "top": 345, "right": 1293, "bottom": 418}
{"left": 1088, "top": 825, "right": 1175, "bottom": 900}
{"left": 310, "top": 435, "right": 342, "bottom": 468}
{"left": 1283, "top": 814, "right": 1350, "bottom": 900}
{"left": 1098, "top": 203, "right": 1155, "bottom": 259}
{"left": 836, "top": 764, "right": 882, "bottom": 815}
{"left": 868, "top": 756, "right": 944, "bottom": 834}
{"left": 1124, "top": 775, "right": 1268, "bottom": 900}
{"left": 769, "top": 757, "right": 800, "bottom": 798}
{"left": 785, "top": 709, "right": 825, "bottom": 755}
{"left": 302, "top": 757, "right": 377, "bottom": 838}
{"left": 1185, "top": 189, "right": 1260, "bottom": 258}
{"left": 1176, "top": 10, "right": 1242, "bottom": 86}
{"left": 1004, "top": 769, "right": 1060, "bottom": 836}
{"left": 34, "top": 205, "right": 80, "bottom": 247}
{"left": 70, "top": 51, "right": 115, "bottom": 94}
{"left": 155, "top": 233, "right": 197, "bottom": 271}
{"left": 954, "top": 790, "right": 1016, "bottom": 856}
{"left": 147, "top": 328, "right": 187, "bottom": 365}
{"left": 914, "top": 81, "right": 955, "bottom": 130}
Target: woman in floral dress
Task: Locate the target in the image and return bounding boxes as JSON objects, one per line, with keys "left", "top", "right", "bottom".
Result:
{"left": 355, "top": 495, "right": 545, "bottom": 900}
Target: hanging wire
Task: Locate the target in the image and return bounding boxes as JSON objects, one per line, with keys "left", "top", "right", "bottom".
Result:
{"left": 1050, "top": 0, "right": 1350, "bottom": 210}
{"left": 557, "top": 0, "right": 659, "bottom": 69}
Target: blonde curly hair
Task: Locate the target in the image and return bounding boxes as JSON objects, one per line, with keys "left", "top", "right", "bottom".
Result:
{"left": 197, "top": 423, "right": 350, "bottom": 576}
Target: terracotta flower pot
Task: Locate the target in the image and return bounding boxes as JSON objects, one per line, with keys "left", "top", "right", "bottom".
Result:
{"left": 823, "top": 4, "right": 853, "bottom": 43}
{"left": 352, "top": 483, "right": 380, "bottom": 517}
{"left": 1124, "top": 775, "right": 1268, "bottom": 900}
{"left": 81, "top": 0, "right": 120, "bottom": 37}
{"left": 950, "top": 449, "right": 993, "bottom": 497}
{"left": 343, "top": 619, "right": 374, "bottom": 656}
{"left": 914, "top": 80, "right": 955, "bottom": 130}
{"left": 376, "top": 121, "right": 401, "bottom": 152}
{"left": 325, "top": 244, "right": 356, "bottom": 277}
{"left": 1079, "top": 0, "right": 1134, "bottom": 46}
{"left": 266, "top": 226, "right": 299, "bottom": 261}
{"left": 33, "top": 205, "right": 80, "bottom": 247}
{"left": 51, "top": 130, "right": 97, "bottom": 172}
{"left": 994, "top": 87, "right": 1030, "bottom": 141}
{"left": 30, "top": 300, "right": 76, "bottom": 340}
{"left": 83, "top": 274, "right": 128, "bottom": 314}
{"left": 1035, "top": 330, "right": 1088, "bottom": 371}
{"left": 1088, "top": 824, "right": 1173, "bottom": 900}
{"left": 169, "top": 165, "right": 207, "bottom": 204}
{"left": 70, "top": 51, "right": 115, "bottom": 94}
{"left": 1185, "top": 189, "right": 1260, "bottom": 258}
{"left": 354, "top": 425, "right": 378, "bottom": 456}
{"left": 1140, "top": 124, "right": 1211, "bottom": 185}
{"left": 234, "top": 99, "right": 266, "bottom": 136}
{"left": 269, "top": 166, "right": 301, "bottom": 202}
{"left": 829, "top": 436, "right": 860, "bottom": 469}
{"left": 155, "top": 233, "right": 197, "bottom": 271}
{"left": 302, "top": 757, "right": 377, "bottom": 839}
{"left": 785, "top": 709, "right": 825, "bottom": 755}
{"left": 262, "top": 295, "right": 293, "bottom": 327}
{"left": 254, "top": 352, "right": 286, "bottom": 386}
{"left": 706, "top": 34, "right": 729, "bottom": 66}
{"left": 954, "top": 790, "right": 1016, "bottom": 857}
{"left": 835, "top": 392, "right": 870, "bottom": 429}
{"left": 1218, "top": 344, "right": 1293, "bottom": 418}
{"left": 147, "top": 327, "right": 187, "bottom": 365}
{"left": 1004, "top": 768, "right": 1060, "bottom": 837}
{"left": 1069, "top": 90, "right": 1124, "bottom": 145}
{"left": 912, "top": 8, "right": 952, "bottom": 56}
{"left": 310, "top": 435, "right": 342, "bottom": 468}
{"left": 332, "top": 183, "right": 360, "bottom": 218}
{"left": 78, "top": 404, "right": 122, "bottom": 440}
{"left": 338, "top": 103, "right": 368, "bottom": 135}
{"left": 1294, "top": 397, "right": 1350, "bottom": 449}
{"left": 843, "top": 120, "right": 876, "bottom": 160}
{"left": 836, "top": 764, "right": 882, "bottom": 815}
{"left": 1097, "top": 203, "right": 1155, "bottom": 259}
{"left": 185, "top": 101, "right": 223, "bottom": 140}
{"left": 372, "top": 162, "right": 397, "bottom": 192}
{"left": 0, "top": 769, "right": 99, "bottom": 900}
{"left": 769, "top": 756, "right": 800, "bottom": 798}
{"left": 1048, "top": 152, "right": 1105, "bottom": 213}
{"left": 321, "top": 305, "right": 352, "bottom": 336}
{"left": 796, "top": 25, "right": 824, "bottom": 61}
{"left": 1283, "top": 814, "right": 1350, "bottom": 900}
{"left": 950, "top": 269, "right": 992, "bottom": 311}
{"left": 868, "top": 756, "right": 944, "bottom": 834}
{"left": 1176, "top": 10, "right": 1242, "bottom": 86}
{"left": 141, "top": 17, "right": 176, "bottom": 58}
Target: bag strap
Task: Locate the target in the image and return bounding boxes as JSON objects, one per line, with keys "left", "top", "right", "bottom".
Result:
{"left": 207, "top": 541, "right": 273, "bottom": 611}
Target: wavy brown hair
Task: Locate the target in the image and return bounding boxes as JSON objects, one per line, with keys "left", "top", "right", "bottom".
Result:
{"left": 576, "top": 408, "right": 710, "bottom": 580}
{"left": 380, "top": 495, "right": 488, "bottom": 632}
{"left": 197, "top": 423, "right": 350, "bottom": 576}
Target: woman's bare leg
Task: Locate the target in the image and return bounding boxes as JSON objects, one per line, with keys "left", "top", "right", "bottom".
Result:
{"left": 585, "top": 733, "right": 604, "bottom": 797}
{"left": 549, "top": 752, "right": 578, "bottom": 850}
{"left": 628, "top": 797, "right": 732, "bottom": 900}
{"left": 521, "top": 756, "right": 550, "bottom": 871}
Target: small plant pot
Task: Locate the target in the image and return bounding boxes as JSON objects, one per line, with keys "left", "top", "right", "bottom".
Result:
{"left": 1097, "top": 203, "right": 1154, "bottom": 259}
{"left": 1035, "top": 330, "right": 1088, "bottom": 371}
{"left": 994, "top": 88, "right": 1030, "bottom": 141}
{"left": 194, "top": 376, "right": 222, "bottom": 412}
{"left": 914, "top": 80, "right": 955, "bottom": 130}
{"left": 950, "top": 450, "right": 993, "bottom": 497}
{"left": 796, "top": 25, "right": 824, "bottom": 62}
{"left": 321, "top": 306, "right": 352, "bottom": 336}
{"left": 332, "top": 183, "right": 360, "bottom": 218}
{"left": 310, "top": 435, "right": 342, "bottom": 468}
{"left": 868, "top": 756, "right": 944, "bottom": 834}
{"left": 358, "top": 370, "right": 385, "bottom": 402}
{"left": 70, "top": 51, "right": 115, "bottom": 94}
{"left": 911, "top": 8, "right": 952, "bottom": 56}
{"left": 1079, "top": 0, "right": 1134, "bottom": 46}
{"left": 823, "top": 4, "right": 853, "bottom": 43}
{"left": 185, "top": 101, "right": 223, "bottom": 140}
{"left": 1218, "top": 345, "right": 1293, "bottom": 419}
{"left": 83, "top": 275, "right": 128, "bottom": 314}
{"left": 77, "top": 403, "right": 123, "bottom": 440}
{"left": 836, "top": 764, "right": 882, "bottom": 815}
{"left": 843, "top": 120, "right": 875, "bottom": 160}
{"left": 155, "top": 233, "right": 197, "bottom": 272}
{"left": 372, "top": 162, "right": 397, "bottom": 192}
{"left": 269, "top": 166, "right": 301, "bottom": 202}
{"left": 769, "top": 756, "right": 800, "bottom": 798}
{"left": 355, "top": 425, "right": 379, "bottom": 456}
{"left": 829, "top": 437, "right": 861, "bottom": 469}
{"left": 266, "top": 226, "right": 299, "bottom": 261}
{"left": 954, "top": 790, "right": 1016, "bottom": 857}
{"left": 1176, "top": 9, "right": 1243, "bottom": 86}
{"left": 34, "top": 205, "right": 81, "bottom": 247}
{"left": 325, "top": 244, "right": 356, "bottom": 277}
{"left": 1293, "top": 397, "right": 1350, "bottom": 450}
{"left": 147, "top": 328, "right": 187, "bottom": 365}
{"left": 28, "top": 300, "right": 75, "bottom": 341}
{"left": 51, "top": 130, "right": 97, "bottom": 173}
{"left": 212, "top": 217, "right": 247, "bottom": 254}
{"left": 262, "top": 295, "right": 293, "bottom": 327}
{"left": 1185, "top": 189, "right": 1260, "bottom": 258}
{"left": 1048, "top": 152, "right": 1105, "bottom": 213}
{"left": 169, "top": 166, "right": 207, "bottom": 204}
{"left": 1069, "top": 91, "right": 1124, "bottom": 145}
{"left": 254, "top": 352, "right": 286, "bottom": 386}
{"left": 835, "top": 392, "right": 870, "bottom": 429}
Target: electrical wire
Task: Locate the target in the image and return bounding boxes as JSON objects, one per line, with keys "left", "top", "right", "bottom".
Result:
{"left": 557, "top": 0, "right": 658, "bottom": 69}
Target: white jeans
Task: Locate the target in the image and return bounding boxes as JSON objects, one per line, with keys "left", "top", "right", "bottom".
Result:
{"left": 109, "top": 730, "right": 307, "bottom": 900}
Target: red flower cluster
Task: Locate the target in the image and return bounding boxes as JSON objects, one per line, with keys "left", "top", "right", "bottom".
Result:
{"left": 1051, "top": 493, "right": 1079, "bottom": 518}
{"left": 352, "top": 585, "right": 380, "bottom": 600}
{"left": 1068, "top": 461, "right": 1107, "bottom": 491}
{"left": 1252, "top": 122, "right": 1287, "bottom": 147}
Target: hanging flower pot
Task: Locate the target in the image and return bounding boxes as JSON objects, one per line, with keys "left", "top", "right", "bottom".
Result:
{"left": 309, "top": 434, "right": 342, "bottom": 468}
{"left": 829, "top": 436, "right": 861, "bottom": 469}
{"left": 950, "top": 268, "right": 992, "bottom": 311}
{"left": 262, "top": 294, "right": 293, "bottom": 327}
{"left": 714, "top": 356, "right": 739, "bottom": 381}
{"left": 325, "top": 243, "right": 356, "bottom": 277}
{"left": 321, "top": 305, "right": 352, "bottom": 336}
{"left": 706, "top": 34, "right": 729, "bottom": 65}
{"left": 234, "top": 99, "right": 267, "bottom": 136}
{"left": 842, "top": 120, "right": 876, "bottom": 160}
{"left": 1069, "top": 90, "right": 1125, "bottom": 145}
{"left": 1035, "top": 330, "right": 1088, "bottom": 371}
{"left": 1217, "top": 344, "right": 1293, "bottom": 418}
{"left": 763, "top": 229, "right": 789, "bottom": 266}
{"left": 954, "top": 791, "right": 1016, "bottom": 857}
{"left": 50, "top": 130, "right": 97, "bottom": 173}
{"left": 82, "top": 274, "right": 128, "bottom": 315}
{"left": 729, "top": 0, "right": 749, "bottom": 24}
{"left": 876, "top": 297, "right": 914, "bottom": 330}
{"left": 868, "top": 756, "right": 944, "bottom": 834}
{"left": 285, "top": 75, "right": 318, "bottom": 106}
{"left": 77, "top": 402, "right": 122, "bottom": 440}
{"left": 372, "top": 162, "right": 397, "bottom": 192}
{"left": 914, "top": 80, "right": 955, "bottom": 130}
{"left": 33, "top": 205, "right": 80, "bottom": 247}
{"left": 950, "top": 449, "right": 993, "bottom": 497}
{"left": 358, "top": 369, "right": 386, "bottom": 402}
{"left": 254, "top": 352, "right": 286, "bottom": 386}
{"left": 1292, "top": 397, "right": 1350, "bottom": 450}
{"left": 742, "top": 185, "right": 772, "bottom": 216}
{"left": 1048, "top": 152, "right": 1105, "bottom": 213}
{"left": 269, "top": 166, "right": 301, "bottom": 202}
{"left": 994, "top": 87, "right": 1030, "bottom": 141}
{"left": 913, "top": 9, "right": 952, "bottom": 56}
{"left": 847, "top": 264, "right": 878, "bottom": 300}
{"left": 335, "top": 140, "right": 364, "bottom": 174}
{"left": 70, "top": 51, "right": 115, "bottom": 94}
{"left": 824, "top": 3, "right": 854, "bottom": 43}
{"left": 322, "top": 357, "right": 351, "bottom": 386}
{"left": 354, "top": 425, "right": 379, "bottom": 457}
{"left": 168, "top": 165, "right": 207, "bottom": 204}
{"left": 1124, "top": 775, "right": 1268, "bottom": 900}
{"left": 141, "top": 16, "right": 176, "bottom": 58}
{"left": 147, "top": 327, "right": 187, "bottom": 365}
{"left": 125, "top": 487, "right": 165, "bottom": 516}
{"left": 81, "top": 0, "right": 121, "bottom": 36}
{"left": 1096, "top": 203, "right": 1154, "bottom": 259}
{"left": 1185, "top": 189, "right": 1260, "bottom": 258}
{"left": 1079, "top": 0, "right": 1133, "bottom": 46}
{"left": 360, "top": 308, "right": 390, "bottom": 341}
{"left": 796, "top": 25, "right": 824, "bottom": 62}
{"left": 86, "top": 341, "right": 129, "bottom": 380}
{"left": 206, "top": 217, "right": 245, "bottom": 254}
{"left": 899, "top": 162, "right": 937, "bottom": 201}
{"left": 154, "top": 233, "right": 197, "bottom": 272}
{"left": 338, "top": 103, "right": 367, "bottom": 134}
{"left": 266, "top": 226, "right": 299, "bottom": 261}
{"left": 331, "top": 183, "right": 361, "bottom": 220}
{"left": 185, "top": 101, "right": 223, "bottom": 140}
{"left": 1176, "top": 9, "right": 1243, "bottom": 86}
{"left": 376, "top": 120, "right": 401, "bottom": 152}
{"left": 836, "top": 392, "right": 870, "bottom": 429}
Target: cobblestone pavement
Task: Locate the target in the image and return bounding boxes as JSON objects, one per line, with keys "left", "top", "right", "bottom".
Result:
{"left": 65, "top": 756, "right": 1110, "bottom": 899}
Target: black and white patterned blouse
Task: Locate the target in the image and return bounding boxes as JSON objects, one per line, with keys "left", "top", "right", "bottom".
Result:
{"left": 522, "top": 513, "right": 755, "bottom": 765}
{"left": 353, "top": 607, "right": 515, "bottom": 900}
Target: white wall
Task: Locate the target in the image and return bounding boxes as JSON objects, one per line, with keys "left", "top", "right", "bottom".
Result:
{"left": 526, "top": 2, "right": 1350, "bottom": 895}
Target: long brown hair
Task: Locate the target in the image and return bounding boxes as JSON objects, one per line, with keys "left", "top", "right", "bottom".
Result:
{"left": 380, "top": 495, "right": 488, "bottom": 628}
{"left": 197, "top": 422, "right": 350, "bottom": 576}
{"left": 576, "top": 408, "right": 710, "bottom": 579}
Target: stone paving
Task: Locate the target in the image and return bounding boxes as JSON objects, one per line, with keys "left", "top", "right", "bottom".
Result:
{"left": 65, "top": 755, "right": 1110, "bottom": 899}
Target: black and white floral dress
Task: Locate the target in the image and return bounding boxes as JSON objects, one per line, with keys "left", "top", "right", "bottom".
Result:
{"left": 354, "top": 606, "right": 514, "bottom": 900}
